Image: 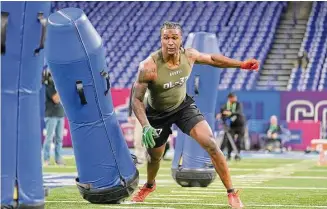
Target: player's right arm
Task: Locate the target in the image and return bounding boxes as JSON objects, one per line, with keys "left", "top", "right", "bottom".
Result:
{"left": 132, "top": 58, "right": 158, "bottom": 148}
{"left": 132, "top": 58, "right": 157, "bottom": 127}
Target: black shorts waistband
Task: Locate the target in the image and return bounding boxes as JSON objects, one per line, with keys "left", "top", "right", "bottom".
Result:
{"left": 146, "top": 94, "right": 195, "bottom": 122}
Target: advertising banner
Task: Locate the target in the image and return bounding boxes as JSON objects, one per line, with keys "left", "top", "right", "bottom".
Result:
{"left": 46, "top": 89, "right": 326, "bottom": 150}
{"left": 280, "top": 91, "right": 326, "bottom": 149}
{"left": 216, "top": 90, "right": 281, "bottom": 121}
{"left": 280, "top": 91, "right": 327, "bottom": 126}
{"left": 285, "top": 121, "right": 321, "bottom": 150}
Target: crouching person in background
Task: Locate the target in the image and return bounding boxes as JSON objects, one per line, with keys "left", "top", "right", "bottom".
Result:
{"left": 263, "top": 115, "right": 283, "bottom": 152}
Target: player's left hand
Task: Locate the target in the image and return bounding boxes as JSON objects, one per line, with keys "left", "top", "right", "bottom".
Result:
{"left": 240, "top": 59, "right": 259, "bottom": 71}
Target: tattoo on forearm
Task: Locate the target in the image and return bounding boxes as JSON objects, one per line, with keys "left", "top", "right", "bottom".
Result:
{"left": 131, "top": 66, "right": 154, "bottom": 127}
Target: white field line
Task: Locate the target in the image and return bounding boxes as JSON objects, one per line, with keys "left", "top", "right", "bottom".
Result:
{"left": 178, "top": 186, "right": 327, "bottom": 190}
{"left": 46, "top": 200, "right": 88, "bottom": 203}
{"left": 153, "top": 194, "right": 217, "bottom": 197}
{"left": 139, "top": 180, "right": 264, "bottom": 185}
{"left": 171, "top": 191, "right": 226, "bottom": 194}
{"left": 101, "top": 206, "right": 175, "bottom": 209}
{"left": 141, "top": 202, "right": 327, "bottom": 208}
{"left": 234, "top": 175, "right": 327, "bottom": 179}
{"left": 43, "top": 183, "right": 327, "bottom": 191}
{"left": 160, "top": 167, "right": 327, "bottom": 172}
{"left": 44, "top": 171, "right": 327, "bottom": 183}
{"left": 141, "top": 174, "right": 327, "bottom": 180}
{"left": 44, "top": 172, "right": 78, "bottom": 176}
{"left": 44, "top": 165, "right": 76, "bottom": 169}
{"left": 150, "top": 197, "right": 201, "bottom": 201}
{"left": 46, "top": 200, "right": 327, "bottom": 208}
{"left": 43, "top": 167, "right": 327, "bottom": 172}
{"left": 220, "top": 160, "right": 315, "bottom": 187}
{"left": 135, "top": 184, "right": 327, "bottom": 190}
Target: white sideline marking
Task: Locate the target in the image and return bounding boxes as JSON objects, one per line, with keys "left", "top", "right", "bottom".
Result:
{"left": 171, "top": 191, "right": 225, "bottom": 194}
{"left": 161, "top": 167, "right": 327, "bottom": 172}
{"left": 142, "top": 202, "right": 327, "bottom": 208}
{"left": 234, "top": 175, "right": 327, "bottom": 180}
{"left": 243, "top": 186, "right": 327, "bottom": 190}
{"left": 46, "top": 200, "right": 88, "bottom": 203}
{"left": 135, "top": 184, "right": 327, "bottom": 190}
{"left": 101, "top": 206, "right": 175, "bottom": 209}
{"left": 154, "top": 194, "right": 217, "bottom": 197}
{"left": 46, "top": 200, "right": 327, "bottom": 208}
{"left": 43, "top": 167, "right": 327, "bottom": 173}
{"left": 45, "top": 165, "right": 76, "bottom": 169}
{"left": 181, "top": 186, "right": 327, "bottom": 190}
{"left": 150, "top": 197, "right": 201, "bottom": 201}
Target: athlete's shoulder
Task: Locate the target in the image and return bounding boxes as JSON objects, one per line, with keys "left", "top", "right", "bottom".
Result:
{"left": 148, "top": 49, "right": 162, "bottom": 65}
{"left": 138, "top": 56, "right": 157, "bottom": 82}
{"left": 184, "top": 48, "right": 200, "bottom": 66}
{"left": 185, "top": 48, "right": 200, "bottom": 60}
{"left": 139, "top": 55, "right": 157, "bottom": 70}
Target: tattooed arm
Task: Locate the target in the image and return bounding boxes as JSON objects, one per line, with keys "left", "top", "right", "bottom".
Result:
{"left": 132, "top": 58, "right": 157, "bottom": 127}
{"left": 185, "top": 48, "right": 259, "bottom": 70}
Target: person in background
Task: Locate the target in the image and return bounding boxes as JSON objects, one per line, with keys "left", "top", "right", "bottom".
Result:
{"left": 263, "top": 115, "right": 282, "bottom": 152}
{"left": 162, "top": 134, "right": 175, "bottom": 160}
{"left": 42, "top": 70, "right": 65, "bottom": 166}
{"left": 218, "top": 92, "right": 246, "bottom": 161}
{"left": 295, "top": 50, "right": 309, "bottom": 70}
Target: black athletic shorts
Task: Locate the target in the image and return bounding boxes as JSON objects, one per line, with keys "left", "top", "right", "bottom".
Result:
{"left": 145, "top": 95, "right": 205, "bottom": 148}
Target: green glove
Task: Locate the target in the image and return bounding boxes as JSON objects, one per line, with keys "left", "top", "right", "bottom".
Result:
{"left": 142, "top": 125, "right": 158, "bottom": 148}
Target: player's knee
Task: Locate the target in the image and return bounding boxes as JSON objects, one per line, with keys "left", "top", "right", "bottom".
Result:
{"left": 148, "top": 154, "right": 162, "bottom": 164}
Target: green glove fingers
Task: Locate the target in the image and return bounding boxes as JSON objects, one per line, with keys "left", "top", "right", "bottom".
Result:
{"left": 142, "top": 128, "right": 150, "bottom": 148}
{"left": 141, "top": 134, "right": 148, "bottom": 148}
{"left": 148, "top": 129, "right": 156, "bottom": 148}
{"left": 142, "top": 125, "right": 157, "bottom": 149}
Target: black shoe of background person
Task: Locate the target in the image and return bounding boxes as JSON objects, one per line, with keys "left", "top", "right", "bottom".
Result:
{"left": 235, "top": 154, "right": 241, "bottom": 161}
{"left": 227, "top": 155, "right": 231, "bottom": 161}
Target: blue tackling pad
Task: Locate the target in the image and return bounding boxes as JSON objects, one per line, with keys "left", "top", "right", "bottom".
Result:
{"left": 172, "top": 32, "right": 221, "bottom": 187}
{"left": 1, "top": 2, "right": 51, "bottom": 208}
{"left": 45, "top": 8, "right": 138, "bottom": 203}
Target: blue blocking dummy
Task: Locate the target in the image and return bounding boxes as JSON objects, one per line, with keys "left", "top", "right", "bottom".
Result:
{"left": 1, "top": 2, "right": 50, "bottom": 209}
{"left": 172, "top": 32, "right": 220, "bottom": 187}
{"left": 45, "top": 8, "right": 138, "bottom": 204}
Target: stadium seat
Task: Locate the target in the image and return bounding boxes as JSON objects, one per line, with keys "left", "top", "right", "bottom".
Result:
{"left": 51, "top": 2, "right": 326, "bottom": 91}
{"left": 290, "top": 2, "right": 327, "bottom": 91}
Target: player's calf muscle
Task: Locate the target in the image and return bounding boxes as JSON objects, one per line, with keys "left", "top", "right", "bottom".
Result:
{"left": 203, "top": 138, "right": 219, "bottom": 155}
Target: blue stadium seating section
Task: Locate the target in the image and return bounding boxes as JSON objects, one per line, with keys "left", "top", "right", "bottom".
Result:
{"left": 52, "top": 1, "right": 287, "bottom": 89}
{"left": 288, "top": 2, "right": 327, "bottom": 91}
{"left": 52, "top": 2, "right": 327, "bottom": 91}
{"left": 217, "top": 2, "right": 285, "bottom": 90}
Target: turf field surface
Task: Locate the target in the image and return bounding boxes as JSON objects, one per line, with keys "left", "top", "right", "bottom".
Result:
{"left": 44, "top": 156, "right": 327, "bottom": 209}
